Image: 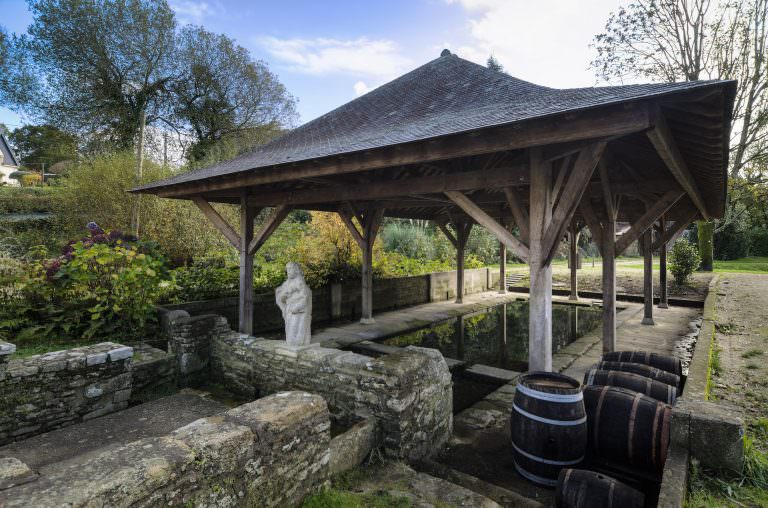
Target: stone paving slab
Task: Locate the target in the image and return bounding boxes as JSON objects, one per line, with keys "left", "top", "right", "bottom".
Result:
{"left": 0, "top": 392, "right": 227, "bottom": 471}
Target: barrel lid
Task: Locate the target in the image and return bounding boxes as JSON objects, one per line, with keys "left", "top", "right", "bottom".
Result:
{"left": 518, "top": 371, "right": 581, "bottom": 394}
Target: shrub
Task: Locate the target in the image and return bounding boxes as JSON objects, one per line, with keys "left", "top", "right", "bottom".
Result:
{"left": 20, "top": 173, "right": 42, "bottom": 187}
{"left": 381, "top": 222, "right": 435, "bottom": 260}
{"left": 168, "top": 255, "right": 239, "bottom": 302}
{"left": 0, "top": 227, "right": 174, "bottom": 344}
{"left": 749, "top": 228, "right": 768, "bottom": 257}
{"left": 668, "top": 240, "right": 701, "bottom": 286}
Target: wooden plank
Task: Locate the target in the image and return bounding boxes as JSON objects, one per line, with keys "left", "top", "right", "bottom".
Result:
{"left": 248, "top": 205, "right": 291, "bottom": 255}
{"left": 503, "top": 186, "right": 530, "bottom": 245}
{"left": 651, "top": 208, "right": 698, "bottom": 251}
{"left": 239, "top": 198, "right": 256, "bottom": 335}
{"left": 445, "top": 191, "right": 530, "bottom": 262}
{"left": 192, "top": 196, "right": 240, "bottom": 249}
{"left": 542, "top": 142, "right": 607, "bottom": 266}
{"left": 244, "top": 165, "right": 528, "bottom": 207}
{"left": 154, "top": 104, "right": 651, "bottom": 198}
{"left": 646, "top": 106, "right": 709, "bottom": 218}
{"left": 615, "top": 190, "right": 684, "bottom": 256}
{"left": 528, "top": 147, "right": 553, "bottom": 371}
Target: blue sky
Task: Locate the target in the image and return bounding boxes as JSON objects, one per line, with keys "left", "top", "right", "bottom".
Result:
{"left": 1, "top": 0, "right": 625, "bottom": 130}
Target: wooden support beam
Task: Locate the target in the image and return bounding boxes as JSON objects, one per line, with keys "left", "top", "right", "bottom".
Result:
{"left": 579, "top": 199, "right": 604, "bottom": 256}
{"left": 503, "top": 186, "right": 530, "bottom": 245}
{"left": 154, "top": 104, "right": 651, "bottom": 198}
{"left": 248, "top": 205, "right": 290, "bottom": 255}
{"left": 454, "top": 221, "right": 472, "bottom": 303}
{"left": 445, "top": 190, "right": 530, "bottom": 262}
{"left": 435, "top": 220, "right": 459, "bottom": 248}
{"left": 528, "top": 148, "right": 553, "bottom": 371}
{"left": 642, "top": 228, "right": 655, "bottom": 325}
{"left": 597, "top": 160, "right": 615, "bottom": 219}
{"left": 651, "top": 208, "right": 698, "bottom": 251}
{"left": 541, "top": 142, "right": 607, "bottom": 266}
{"left": 192, "top": 196, "right": 240, "bottom": 249}
{"left": 602, "top": 218, "right": 617, "bottom": 353}
{"left": 339, "top": 207, "right": 385, "bottom": 323}
{"left": 499, "top": 240, "right": 507, "bottom": 294}
{"left": 615, "top": 190, "right": 684, "bottom": 256}
{"left": 647, "top": 106, "right": 709, "bottom": 218}
{"left": 658, "top": 215, "right": 669, "bottom": 309}
{"left": 238, "top": 198, "right": 257, "bottom": 334}
{"left": 569, "top": 222, "right": 580, "bottom": 301}
{"left": 337, "top": 207, "right": 365, "bottom": 250}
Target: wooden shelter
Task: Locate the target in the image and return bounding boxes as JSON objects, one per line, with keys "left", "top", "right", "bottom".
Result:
{"left": 133, "top": 51, "right": 735, "bottom": 371}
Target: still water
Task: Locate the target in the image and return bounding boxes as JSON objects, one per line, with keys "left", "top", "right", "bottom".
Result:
{"left": 382, "top": 301, "right": 602, "bottom": 372}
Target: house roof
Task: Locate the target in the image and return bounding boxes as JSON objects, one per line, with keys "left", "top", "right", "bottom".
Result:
{"left": 0, "top": 134, "right": 19, "bottom": 167}
{"left": 134, "top": 51, "right": 735, "bottom": 195}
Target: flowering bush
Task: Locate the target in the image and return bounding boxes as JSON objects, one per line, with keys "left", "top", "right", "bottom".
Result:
{"left": 0, "top": 226, "right": 174, "bottom": 345}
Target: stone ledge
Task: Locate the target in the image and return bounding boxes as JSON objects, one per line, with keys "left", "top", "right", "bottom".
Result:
{"left": 0, "top": 457, "right": 37, "bottom": 490}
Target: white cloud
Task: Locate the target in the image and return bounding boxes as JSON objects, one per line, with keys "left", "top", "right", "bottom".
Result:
{"left": 445, "top": 0, "right": 626, "bottom": 87}
{"left": 170, "top": 1, "right": 217, "bottom": 25}
{"left": 256, "top": 36, "right": 413, "bottom": 79}
{"left": 353, "top": 81, "right": 373, "bottom": 96}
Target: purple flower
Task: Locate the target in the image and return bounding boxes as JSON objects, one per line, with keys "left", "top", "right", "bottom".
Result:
{"left": 87, "top": 222, "right": 104, "bottom": 236}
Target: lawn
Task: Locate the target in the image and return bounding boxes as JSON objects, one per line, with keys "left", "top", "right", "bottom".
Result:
{"left": 609, "top": 257, "right": 768, "bottom": 274}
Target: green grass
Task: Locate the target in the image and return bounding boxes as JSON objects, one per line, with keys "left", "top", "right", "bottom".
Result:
{"left": 301, "top": 489, "right": 411, "bottom": 508}
{"left": 577, "top": 257, "right": 768, "bottom": 274}
{"left": 742, "top": 349, "right": 764, "bottom": 359}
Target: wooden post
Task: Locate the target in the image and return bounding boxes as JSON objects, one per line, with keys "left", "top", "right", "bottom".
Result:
{"left": 659, "top": 215, "right": 669, "bottom": 309}
{"left": 239, "top": 197, "right": 256, "bottom": 334}
{"left": 499, "top": 241, "right": 507, "bottom": 294}
{"left": 455, "top": 221, "right": 471, "bottom": 303}
{"left": 569, "top": 223, "right": 579, "bottom": 301}
{"left": 602, "top": 219, "right": 617, "bottom": 353}
{"left": 361, "top": 233, "right": 375, "bottom": 324}
{"left": 528, "top": 149, "right": 553, "bottom": 372}
{"left": 642, "top": 228, "right": 655, "bottom": 325}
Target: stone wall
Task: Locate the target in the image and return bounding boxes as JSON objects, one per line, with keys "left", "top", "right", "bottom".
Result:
{"left": 211, "top": 333, "right": 453, "bottom": 460}
{"left": 167, "top": 314, "right": 230, "bottom": 384}
{"left": 1, "top": 391, "right": 330, "bottom": 508}
{"left": 0, "top": 342, "right": 133, "bottom": 445}
{"left": 162, "top": 267, "right": 501, "bottom": 332}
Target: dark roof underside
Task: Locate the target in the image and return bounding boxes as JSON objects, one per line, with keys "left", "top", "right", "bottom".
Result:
{"left": 135, "top": 54, "right": 733, "bottom": 195}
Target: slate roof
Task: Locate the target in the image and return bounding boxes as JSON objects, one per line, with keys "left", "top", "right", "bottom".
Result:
{"left": 135, "top": 51, "right": 734, "bottom": 193}
{"left": 0, "top": 134, "right": 19, "bottom": 167}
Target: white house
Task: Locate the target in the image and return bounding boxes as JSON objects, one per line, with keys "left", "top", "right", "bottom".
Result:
{"left": 0, "top": 134, "right": 20, "bottom": 186}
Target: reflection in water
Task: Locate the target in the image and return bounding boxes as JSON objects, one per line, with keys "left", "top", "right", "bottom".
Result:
{"left": 383, "top": 301, "right": 602, "bottom": 372}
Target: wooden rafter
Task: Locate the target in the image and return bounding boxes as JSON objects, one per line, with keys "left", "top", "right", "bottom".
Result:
{"left": 615, "top": 190, "right": 684, "bottom": 256}
{"left": 192, "top": 196, "right": 241, "bottom": 249}
{"left": 156, "top": 104, "right": 651, "bottom": 198}
{"left": 541, "top": 141, "right": 607, "bottom": 266}
{"left": 646, "top": 106, "right": 709, "bottom": 219}
{"left": 444, "top": 190, "right": 530, "bottom": 261}
{"left": 248, "top": 205, "right": 291, "bottom": 255}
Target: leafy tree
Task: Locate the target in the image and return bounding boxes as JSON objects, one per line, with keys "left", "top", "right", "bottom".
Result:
{"left": 591, "top": 0, "right": 768, "bottom": 268}
{"left": 172, "top": 26, "right": 296, "bottom": 163}
{"left": 8, "top": 124, "right": 78, "bottom": 170}
{"left": 9, "top": 0, "right": 177, "bottom": 150}
{"left": 486, "top": 55, "right": 505, "bottom": 73}
{"left": 669, "top": 239, "right": 701, "bottom": 286}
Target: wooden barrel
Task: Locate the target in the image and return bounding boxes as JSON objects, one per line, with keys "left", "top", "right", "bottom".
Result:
{"left": 597, "top": 361, "right": 680, "bottom": 392}
{"left": 555, "top": 468, "right": 644, "bottom": 508}
{"left": 510, "top": 371, "right": 587, "bottom": 487}
{"left": 583, "top": 385, "right": 672, "bottom": 474}
{"left": 602, "top": 351, "right": 682, "bottom": 377}
{"left": 584, "top": 368, "right": 677, "bottom": 404}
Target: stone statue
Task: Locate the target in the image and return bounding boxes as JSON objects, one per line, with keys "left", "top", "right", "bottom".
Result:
{"left": 275, "top": 262, "right": 312, "bottom": 346}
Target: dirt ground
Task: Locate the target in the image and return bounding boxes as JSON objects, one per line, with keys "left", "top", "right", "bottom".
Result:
{"left": 688, "top": 273, "right": 768, "bottom": 507}
{"left": 507, "top": 262, "right": 713, "bottom": 300}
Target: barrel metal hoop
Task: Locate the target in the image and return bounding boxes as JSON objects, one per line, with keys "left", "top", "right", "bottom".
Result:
{"left": 513, "top": 403, "right": 587, "bottom": 426}
{"left": 511, "top": 441, "right": 584, "bottom": 466}
{"left": 516, "top": 383, "right": 584, "bottom": 403}
{"left": 586, "top": 369, "right": 597, "bottom": 386}
{"left": 512, "top": 459, "right": 559, "bottom": 487}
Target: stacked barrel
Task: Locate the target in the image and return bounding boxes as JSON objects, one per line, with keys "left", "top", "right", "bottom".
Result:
{"left": 511, "top": 350, "right": 683, "bottom": 507}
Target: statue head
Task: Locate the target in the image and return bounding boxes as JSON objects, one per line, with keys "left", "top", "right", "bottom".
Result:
{"left": 285, "top": 262, "right": 304, "bottom": 280}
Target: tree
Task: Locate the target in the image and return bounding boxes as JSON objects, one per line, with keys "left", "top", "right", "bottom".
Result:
{"left": 486, "top": 55, "right": 505, "bottom": 73}
{"left": 8, "top": 124, "right": 78, "bottom": 170}
{"left": 591, "top": 0, "right": 768, "bottom": 268}
{"left": 8, "top": 0, "right": 177, "bottom": 151}
{"left": 171, "top": 26, "right": 296, "bottom": 163}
